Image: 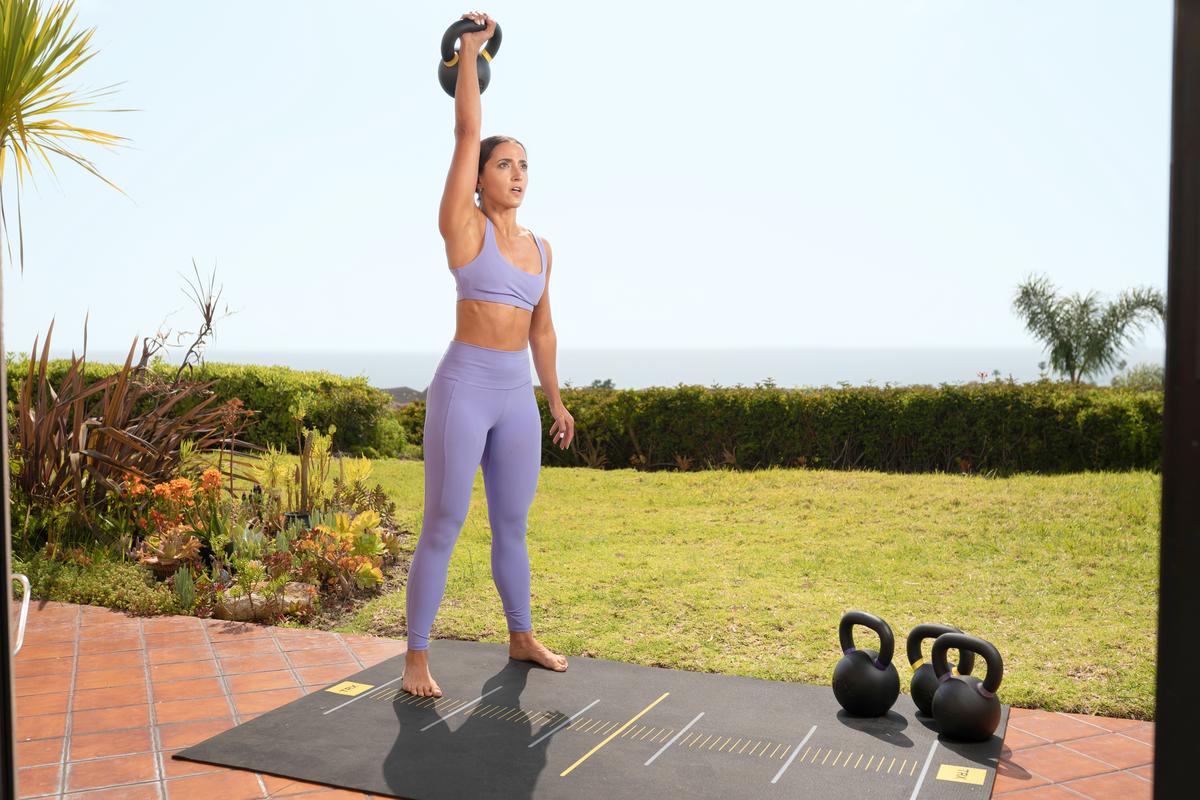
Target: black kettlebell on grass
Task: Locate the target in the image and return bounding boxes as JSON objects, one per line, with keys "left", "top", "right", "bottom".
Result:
{"left": 832, "top": 610, "right": 900, "bottom": 717}
{"left": 438, "top": 18, "right": 503, "bottom": 97}
{"left": 930, "top": 633, "right": 1004, "bottom": 742}
{"left": 906, "top": 623, "right": 976, "bottom": 717}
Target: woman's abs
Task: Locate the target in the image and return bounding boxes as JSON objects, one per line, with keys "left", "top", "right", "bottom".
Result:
{"left": 455, "top": 299, "right": 533, "bottom": 351}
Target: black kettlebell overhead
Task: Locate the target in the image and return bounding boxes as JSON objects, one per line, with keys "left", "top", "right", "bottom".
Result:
{"left": 906, "top": 623, "right": 977, "bottom": 717}
{"left": 930, "top": 633, "right": 1004, "bottom": 742}
{"left": 831, "top": 610, "right": 900, "bottom": 717}
{"left": 438, "top": 18, "right": 503, "bottom": 97}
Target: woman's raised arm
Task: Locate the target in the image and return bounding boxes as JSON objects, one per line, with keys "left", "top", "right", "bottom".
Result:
{"left": 438, "top": 12, "right": 496, "bottom": 239}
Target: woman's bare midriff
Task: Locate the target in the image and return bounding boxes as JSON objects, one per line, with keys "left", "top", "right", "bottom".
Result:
{"left": 454, "top": 299, "right": 533, "bottom": 351}
{"left": 446, "top": 209, "right": 541, "bottom": 351}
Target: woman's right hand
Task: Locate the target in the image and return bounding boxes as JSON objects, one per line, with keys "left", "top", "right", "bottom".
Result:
{"left": 458, "top": 11, "right": 496, "bottom": 52}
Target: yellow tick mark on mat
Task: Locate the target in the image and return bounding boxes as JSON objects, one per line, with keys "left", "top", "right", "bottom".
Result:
{"left": 560, "top": 692, "right": 670, "bottom": 777}
{"left": 324, "top": 681, "right": 374, "bottom": 696}
{"left": 936, "top": 765, "right": 988, "bottom": 785}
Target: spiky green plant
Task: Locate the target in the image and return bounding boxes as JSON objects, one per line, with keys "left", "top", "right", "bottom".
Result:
{"left": 1012, "top": 274, "right": 1165, "bottom": 384}
{"left": 0, "top": 0, "right": 135, "bottom": 273}
{"left": 172, "top": 565, "right": 196, "bottom": 609}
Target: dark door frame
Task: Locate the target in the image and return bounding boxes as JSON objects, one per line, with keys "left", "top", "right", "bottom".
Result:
{"left": 1153, "top": 1, "right": 1200, "bottom": 796}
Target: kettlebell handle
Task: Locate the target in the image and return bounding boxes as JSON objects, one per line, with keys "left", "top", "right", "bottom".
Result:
{"left": 906, "top": 623, "right": 976, "bottom": 674}
{"left": 932, "top": 633, "right": 1004, "bottom": 697}
{"left": 440, "top": 19, "right": 503, "bottom": 67}
{"left": 838, "top": 610, "right": 895, "bottom": 670}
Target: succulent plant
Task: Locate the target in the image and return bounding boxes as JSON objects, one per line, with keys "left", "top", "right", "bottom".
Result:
{"left": 137, "top": 524, "right": 201, "bottom": 577}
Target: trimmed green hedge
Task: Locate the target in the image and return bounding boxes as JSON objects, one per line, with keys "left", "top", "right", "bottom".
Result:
{"left": 9, "top": 356, "right": 1162, "bottom": 474}
{"left": 6, "top": 356, "right": 406, "bottom": 458}
{"left": 407, "top": 381, "right": 1162, "bottom": 475}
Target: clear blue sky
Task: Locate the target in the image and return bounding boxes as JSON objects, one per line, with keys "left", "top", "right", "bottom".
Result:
{"left": 4, "top": 1, "right": 1173, "bottom": 355}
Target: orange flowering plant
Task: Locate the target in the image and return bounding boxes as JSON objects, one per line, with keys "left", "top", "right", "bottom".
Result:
{"left": 116, "top": 466, "right": 237, "bottom": 563}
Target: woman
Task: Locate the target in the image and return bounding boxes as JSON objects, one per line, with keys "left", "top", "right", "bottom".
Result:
{"left": 401, "top": 10, "right": 573, "bottom": 698}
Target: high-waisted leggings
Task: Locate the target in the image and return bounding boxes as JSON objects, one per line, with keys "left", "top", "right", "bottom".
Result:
{"left": 405, "top": 338, "right": 542, "bottom": 650}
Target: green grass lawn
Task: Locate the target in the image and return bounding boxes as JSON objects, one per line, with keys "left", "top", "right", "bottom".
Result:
{"left": 331, "top": 460, "right": 1159, "bottom": 720}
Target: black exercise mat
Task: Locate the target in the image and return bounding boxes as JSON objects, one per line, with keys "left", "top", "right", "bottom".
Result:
{"left": 174, "top": 638, "right": 1008, "bottom": 799}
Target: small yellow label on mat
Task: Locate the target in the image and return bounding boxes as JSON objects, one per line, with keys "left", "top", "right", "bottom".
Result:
{"left": 936, "top": 764, "right": 987, "bottom": 785}
{"left": 325, "top": 681, "right": 374, "bottom": 696}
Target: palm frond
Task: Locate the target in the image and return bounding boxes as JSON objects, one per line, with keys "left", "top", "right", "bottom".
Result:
{"left": 0, "top": 0, "right": 136, "bottom": 274}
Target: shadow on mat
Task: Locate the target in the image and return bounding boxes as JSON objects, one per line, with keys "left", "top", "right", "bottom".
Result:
{"left": 384, "top": 656, "right": 555, "bottom": 799}
{"left": 834, "top": 710, "right": 916, "bottom": 748}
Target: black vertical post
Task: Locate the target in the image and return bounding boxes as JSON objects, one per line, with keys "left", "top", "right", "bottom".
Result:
{"left": 0, "top": 212, "right": 15, "bottom": 796}
{"left": 1155, "top": 2, "right": 1200, "bottom": 797}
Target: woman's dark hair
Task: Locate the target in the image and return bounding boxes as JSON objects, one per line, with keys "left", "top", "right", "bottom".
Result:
{"left": 477, "top": 135, "right": 526, "bottom": 204}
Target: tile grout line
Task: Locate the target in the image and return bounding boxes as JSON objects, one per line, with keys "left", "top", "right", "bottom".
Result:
{"left": 1004, "top": 726, "right": 1053, "bottom": 748}
{"left": 200, "top": 619, "right": 244, "bottom": 724}
{"left": 138, "top": 614, "right": 168, "bottom": 800}
{"left": 1009, "top": 722, "right": 1122, "bottom": 749}
{"left": 1053, "top": 710, "right": 1115, "bottom": 735}
{"left": 269, "top": 626, "right": 316, "bottom": 696}
{"left": 200, "top": 617, "right": 270, "bottom": 797}
{"left": 333, "top": 631, "right": 370, "bottom": 671}
{"left": 53, "top": 604, "right": 82, "bottom": 799}
{"left": 1055, "top": 740, "right": 1138, "bottom": 773}
{"left": 1114, "top": 727, "right": 1156, "bottom": 747}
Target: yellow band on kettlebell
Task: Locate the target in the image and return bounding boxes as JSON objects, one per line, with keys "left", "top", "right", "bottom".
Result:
{"left": 445, "top": 53, "right": 459, "bottom": 68}
{"left": 482, "top": 49, "right": 493, "bottom": 62}
{"left": 952, "top": 667, "right": 960, "bottom": 676}
{"left": 911, "top": 658, "right": 925, "bottom": 669}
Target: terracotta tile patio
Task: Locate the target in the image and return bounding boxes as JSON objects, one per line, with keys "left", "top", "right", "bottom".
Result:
{"left": 11, "top": 601, "right": 1154, "bottom": 799}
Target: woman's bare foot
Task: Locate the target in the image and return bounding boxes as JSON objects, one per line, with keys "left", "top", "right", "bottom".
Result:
{"left": 401, "top": 648, "right": 443, "bottom": 697}
{"left": 509, "top": 630, "right": 568, "bottom": 671}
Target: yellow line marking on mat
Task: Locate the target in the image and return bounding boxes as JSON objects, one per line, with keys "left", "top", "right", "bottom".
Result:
{"left": 855, "top": 753, "right": 864, "bottom": 769}
{"left": 560, "top": 692, "right": 670, "bottom": 778}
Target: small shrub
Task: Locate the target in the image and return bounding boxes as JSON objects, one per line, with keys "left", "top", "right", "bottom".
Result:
{"left": 16, "top": 552, "right": 181, "bottom": 616}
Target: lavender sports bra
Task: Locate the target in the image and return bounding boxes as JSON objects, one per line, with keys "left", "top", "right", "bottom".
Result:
{"left": 451, "top": 215, "right": 546, "bottom": 311}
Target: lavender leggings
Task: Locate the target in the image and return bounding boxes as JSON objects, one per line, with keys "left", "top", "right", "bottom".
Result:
{"left": 405, "top": 339, "right": 542, "bottom": 650}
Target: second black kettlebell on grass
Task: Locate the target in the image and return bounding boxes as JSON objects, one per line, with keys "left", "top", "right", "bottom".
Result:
{"left": 832, "top": 610, "right": 900, "bottom": 717}
{"left": 907, "top": 623, "right": 977, "bottom": 717}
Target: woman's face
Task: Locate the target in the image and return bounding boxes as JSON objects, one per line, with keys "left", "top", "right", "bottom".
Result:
{"left": 478, "top": 141, "right": 528, "bottom": 207}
